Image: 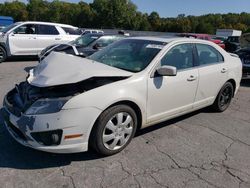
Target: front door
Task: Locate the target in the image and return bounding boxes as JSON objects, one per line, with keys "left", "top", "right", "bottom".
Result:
{"left": 8, "top": 24, "right": 38, "bottom": 55}
{"left": 147, "top": 43, "right": 199, "bottom": 124}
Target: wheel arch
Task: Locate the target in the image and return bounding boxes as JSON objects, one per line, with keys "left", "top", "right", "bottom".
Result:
{"left": 88, "top": 100, "right": 143, "bottom": 150}
{"left": 0, "top": 42, "right": 10, "bottom": 57}
{"left": 107, "top": 100, "right": 143, "bottom": 131}
{"left": 226, "top": 79, "right": 236, "bottom": 97}
{"left": 0, "top": 43, "right": 7, "bottom": 52}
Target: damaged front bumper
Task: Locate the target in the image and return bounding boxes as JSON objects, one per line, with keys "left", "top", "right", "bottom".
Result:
{"left": 3, "top": 89, "right": 102, "bottom": 154}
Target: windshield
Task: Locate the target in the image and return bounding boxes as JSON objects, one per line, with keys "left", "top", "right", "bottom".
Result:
{"left": 88, "top": 39, "right": 166, "bottom": 72}
{"left": 1, "top": 22, "right": 20, "bottom": 33}
{"left": 70, "top": 34, "right": 101, "bottom": 47}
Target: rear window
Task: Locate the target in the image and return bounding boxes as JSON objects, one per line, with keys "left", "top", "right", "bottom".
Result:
{"left": 196, "top": 44, "right": 224, "bottom": 65}
{"left": 62, "top": 27, "right": 82, "bottom": 35}
{"left": 38, "top": 25, "right": 59, "bottom": 35}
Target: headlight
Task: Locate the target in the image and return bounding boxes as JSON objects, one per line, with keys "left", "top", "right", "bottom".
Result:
{"left": 25, "top": 98, "right": 69, "bottom": 115}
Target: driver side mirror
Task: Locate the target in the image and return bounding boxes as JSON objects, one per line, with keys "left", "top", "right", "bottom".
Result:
{"left": 155, "top": 65, "right": 177, "bottom": 77}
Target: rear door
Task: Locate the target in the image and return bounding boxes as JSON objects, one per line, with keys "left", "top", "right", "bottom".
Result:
{"left": 35, "top": 24, "right": 63, "bottom": 54}
{"left": 8, "top": 24, "right": 38, "bottom": 55}
{"left": 194, "top": 43, "right": 228, "bottom": 108}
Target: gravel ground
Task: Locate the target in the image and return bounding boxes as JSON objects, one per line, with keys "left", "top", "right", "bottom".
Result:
{"left": 0, "top": 60, "right": 250, "bottom": 188}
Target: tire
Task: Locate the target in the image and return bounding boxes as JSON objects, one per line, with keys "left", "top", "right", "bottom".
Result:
{"left": 90, "top": 105, "right": 138, "bottom": 156}
{"left": 0, "top": 46, "right": 7, "bottom": 63}
{"left": 212, "top": 82, "right": 234, "bottom": 112}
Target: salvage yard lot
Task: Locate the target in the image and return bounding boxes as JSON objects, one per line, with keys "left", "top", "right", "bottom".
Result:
{"left": 0, "top": 60, "right": 250, "bottom": 188}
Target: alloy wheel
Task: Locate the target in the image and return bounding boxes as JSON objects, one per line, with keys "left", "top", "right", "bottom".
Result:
{"left": 0, "top": 48, "right": 4, "bottom": 62}
{"left": 102, "top": 112, "right": 134, "bottom": 151}
{"left": 219, "top": 86, "right": 233, "bottom": 109}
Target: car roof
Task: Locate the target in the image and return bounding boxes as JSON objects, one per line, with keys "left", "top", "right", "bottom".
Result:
{"left": 82, "top": 33, "right": 104, "bottom": 37}
{"left": 17, "top": 21, "right": 78, "bottom": 29}
{"left": 82, "top": 33, "right": 126, "bottom": 37}
{"left": 128, "top": 36, "right": 208, "bottom": 44}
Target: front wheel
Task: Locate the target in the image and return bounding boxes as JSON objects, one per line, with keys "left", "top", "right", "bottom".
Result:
{"left": 212, "top": 82, "right": 234, "bottom": 112}
{"left": 90, "top": 105, "right": 138, "bottom": 156}
{"left": 0, "top": 46, "right": 7, "bottom": 63}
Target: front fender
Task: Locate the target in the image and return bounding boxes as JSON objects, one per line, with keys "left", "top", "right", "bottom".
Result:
{"left": 63, "top": 76, "right": 147, "bottom": 124}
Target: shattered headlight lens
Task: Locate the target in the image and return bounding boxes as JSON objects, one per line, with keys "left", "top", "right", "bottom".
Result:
{"left": 25, "top": 98, "right": 69, "bottom": 115}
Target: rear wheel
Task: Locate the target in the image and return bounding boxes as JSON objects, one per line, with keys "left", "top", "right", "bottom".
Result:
{"left": 212, "top": 82, "right": 234, "bottom": 112}
{"left": 90, "top": 105, "right": 137, "bottom": 156}
{"left": 0, "top": 46, "right": 7, "bottom": 63}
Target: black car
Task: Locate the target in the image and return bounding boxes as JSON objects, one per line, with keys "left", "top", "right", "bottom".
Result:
{"left": 235, "top": 33, "right": 250, "bottom": 78}
{"left": 224, "top": 36, "right": 240, "bottom": 53}
{"left": 39, "top": 33, "right": 125, "bottom": 61}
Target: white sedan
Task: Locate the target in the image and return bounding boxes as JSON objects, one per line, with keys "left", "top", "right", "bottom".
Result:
{"left": 3, "top": 37, "right": 242, "bottom": 155}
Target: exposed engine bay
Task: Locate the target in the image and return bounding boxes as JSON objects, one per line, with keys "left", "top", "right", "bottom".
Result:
{"left": 5, "top": 77, "right": 127, "bottom": 116}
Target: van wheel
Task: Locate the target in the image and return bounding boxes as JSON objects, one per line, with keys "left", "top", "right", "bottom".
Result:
{"left": 90, "top": 105, "right": 137, "bottom": 156}
{"left": 0, "top": 46, "right": 7, "bottom": 63}
{"left": 212, "top": 82, "right": 234, "bottom": 112}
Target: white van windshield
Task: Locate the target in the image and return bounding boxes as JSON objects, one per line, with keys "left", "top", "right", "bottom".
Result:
{"left": 1, "top": 22, "right": 21, "bottom": 33}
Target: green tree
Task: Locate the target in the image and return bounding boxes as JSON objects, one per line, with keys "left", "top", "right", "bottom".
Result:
{"left": 148, "top": 11, "right": 161, "bottom": 31}
{"left": 27, "top": 0, "right": 49, "bottom": 21}
{"left": 1, "top": 0, "right": 250, "bottom": 34}
{"left": 1, "top": 1, "right": 28, "bottom": 21}
{"left": 75, "top": 1, "right": 95, "bottom": 28}
{"left": 196, "top": 22, "right": 214, "bottom": 34}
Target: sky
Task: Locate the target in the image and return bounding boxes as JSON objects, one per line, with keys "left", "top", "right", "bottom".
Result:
{"left": 1, "top": 0, "right": 250, "bottom": 17}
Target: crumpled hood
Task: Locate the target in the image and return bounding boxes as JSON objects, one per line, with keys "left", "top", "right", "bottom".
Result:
{"left": 240, "top": 33, "right": 250, "bottom": 48}
{"left": 28, "top": 52, "right": 133, "bottom": 87}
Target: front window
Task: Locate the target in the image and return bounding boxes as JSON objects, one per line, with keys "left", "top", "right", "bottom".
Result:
{"left": 13, "top": 24, "right": 37, "bottom": 34}
{"left": 161, "top": 44, "right": 194, "bottom": 70}
{"left": 89, "top": 39, "right": 166, "bottom": 72}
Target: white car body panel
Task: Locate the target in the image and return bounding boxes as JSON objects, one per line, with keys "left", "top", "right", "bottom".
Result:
{"left": 147, "top": 68, "right": 199, "bottom": 124}
{"left": 8, "top": 33, "right": 38, "bottom": 55}
{"left": 4, "top": 107, "right": 102, "bottom": 153}
{"left": 3, "top": 37, "right": 242, "bottom": 153}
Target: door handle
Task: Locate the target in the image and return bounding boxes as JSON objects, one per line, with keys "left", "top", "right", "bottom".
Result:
{"left": 221, "top": 68, "right": 227, "bottom": 73}
{"left": 187, "top": 75, "right": 197, "bottom": 81}
{"left": 55, "top": 38, "right": 61, "bottom": 40}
